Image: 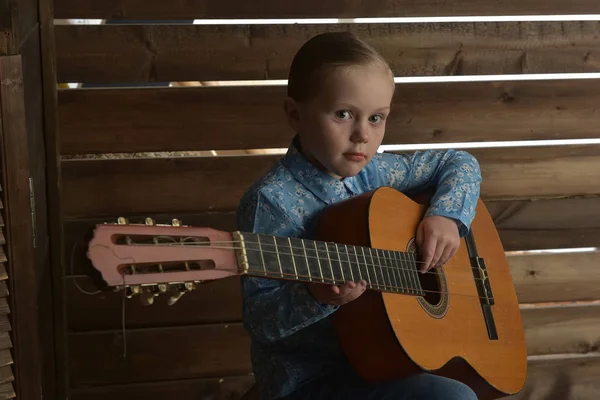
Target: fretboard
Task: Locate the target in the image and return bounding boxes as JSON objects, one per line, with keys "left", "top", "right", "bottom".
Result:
{"left": 238, "top": 232, "right": 425, "bottom": 296}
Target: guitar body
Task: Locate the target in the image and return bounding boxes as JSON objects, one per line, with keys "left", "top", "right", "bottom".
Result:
{"left": 315, "top": 187, "right": 527, "bottom": 399}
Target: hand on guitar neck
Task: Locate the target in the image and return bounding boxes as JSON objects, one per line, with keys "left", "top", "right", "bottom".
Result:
{"left": 307, "top": 214, "right": 460, "bottom": 306}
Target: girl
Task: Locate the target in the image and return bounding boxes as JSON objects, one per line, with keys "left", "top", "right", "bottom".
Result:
{"left": 237, "top": 31, "right": 481, "bottom": 400}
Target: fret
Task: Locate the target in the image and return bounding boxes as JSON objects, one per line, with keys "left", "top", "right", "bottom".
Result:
{"left": 375, "top": 249, "right": 392, "bottom": 290}
{"left": 289, "top": 237, "right": 310, "bottom": 282}
{"left": 344, "top": 245, "right": 359, "bottom": 282}
{"left": 393, "top": 251, "right": 408, "bottom": 294}
{"left": 371, "top": 248, "right": 387, "bottom": 291}
{"left": 257, "top": 235, "right": 267, "bottom": 276}
{"left": 312, "top": 241, "right": 325, "bottom": 283}
{"left": 334, "top": 243, "right": 345, "bottom": 282}
{"left": 367, "top": 248, "right": 381, "bottom": 290}
{"left": 352, "top": 246, "right": 365, "bottom": 281}
{"left": 300, "top": 239, "right": 312, "bottom": 282}
{"left": 408, "top": 252, "right": 423, "bottom": 293}
{"left": 403, "top": 251, "right": 417, "bottom": 294}
{"left": 241, "top": 233, "right": 264, "bottom": 276}
{"left": 386, "top": 250, "right": 399, "bottom": 292}
{"left": 315, "top": 241, "right": 336, "bottom": 284}
{"left": 376, "top": 249, "right": 394, "bottom": 291}
{"left": 327, "top": 243, "right": 344, "bottom": 284}
{"left": 287, "top": 238, "right": 299, "bottom": 279}
{"left": 274, "top": 236, "right": 294, "bottom": 279}
{"left": 361, "top": 247, "right": 375, "bottom": 289}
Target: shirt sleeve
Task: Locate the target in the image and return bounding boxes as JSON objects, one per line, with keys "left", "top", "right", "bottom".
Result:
{"left": 236, "top": 191, "right": 339, "bottom": 344}
{"left": 374, "top": 149, "right": 482, "bottom": 237}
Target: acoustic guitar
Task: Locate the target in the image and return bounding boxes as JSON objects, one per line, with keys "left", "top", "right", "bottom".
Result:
{"left": 86, "top": 186, "right": 527, "bottom": 399}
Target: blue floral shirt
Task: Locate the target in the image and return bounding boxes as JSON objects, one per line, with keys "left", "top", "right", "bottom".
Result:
{"left": 236, "top": 135, "right": 482, "bottom": 400}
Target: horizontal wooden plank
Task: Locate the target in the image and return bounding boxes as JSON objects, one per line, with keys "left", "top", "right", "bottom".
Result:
{"left": 507, "top": 354, "right": 600, "bottom": 400}
{"left": 0, "top": 367, "right": 12, "bottom": 385}
{"left": 64, "top": 356, "right": 600, "bottom": 400}
{"left": 52, "top": 0, "right": 600, "bottom": 19}
{"left": 0, "top": 231, "right": 4, "bottom": 246}
{"left": 55, "top": 21, "right": 600, "bottom": 83}
{"left": 0, "top": 333, "right": 11, "bottom": 351}
{"left": 0, "top": 282, "right": 7, "bottom": 298}
{"left": 66, "top": 262, "right": 600, "bottom": 333}
{"left": 522, "top": 304, "right": 600, "bottom": 356}
{"left": 0, "top": 350, "right": 11, "bottom": 368}
{"left": 66, "top": 277, "right": 242, "bottom": 331}
{"left": 61, "top": 145, "right": 600, "bottom": 218}
{"left": 509, "top": 252, "right": 600, "bottom": 303}
{"left": 0, "top": 382, "right": 14, "bottom": 399}
{"left": 68, "top": 324, "right": 252, "bottom": 387}
{"left": 0, "top": 265, "right": 5, "bottom": 281}
{"left": 69, "top": 376, "right": 254, "bottom": 400}
{"left": 64, "top": 207, "right": 600, "bottom": 331}
{"left": 0, "top": 316, "right": 10, "bottom": 335}
{"left": 0, "top": 249, "right": 5, "bottom": 263}
{"left": 0, "top": 299, "right": 9, "bottom": 316}
{"left": 488, "top": 196, "right": 600, "bottom": 251}
{"left": 59, "top": 79, "right": 600, "bottom": 154}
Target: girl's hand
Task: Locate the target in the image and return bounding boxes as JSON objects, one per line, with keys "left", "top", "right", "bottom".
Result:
{"left": 306, "top": 280, "right": 368, "bottom": 306}
{"left": 415, "top": 215, "right": 460, "bottom": 273}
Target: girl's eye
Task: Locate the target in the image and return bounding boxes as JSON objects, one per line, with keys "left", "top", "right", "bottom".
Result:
{"left": 335, "top": 110, "right": 352, "bottom": 119}
{"left": 369, "top": 115, "right": 383, "bottom": 124}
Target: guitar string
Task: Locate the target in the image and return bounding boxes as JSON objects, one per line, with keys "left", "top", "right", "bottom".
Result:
{"left": 129, "top": 237, "right": 490, "bottom": 276}
{"left": 134, "top": 240, "right": 489, "bottom": 282}
{"left": 119, "top": 267, "right": 494, "bottom": 301}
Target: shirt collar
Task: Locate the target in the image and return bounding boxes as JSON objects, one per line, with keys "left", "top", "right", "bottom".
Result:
{"left": 281, "top": 135, "right": 360, "bottom": 204}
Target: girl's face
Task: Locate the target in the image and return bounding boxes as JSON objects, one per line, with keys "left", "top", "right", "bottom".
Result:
{"left": 284, "top": 63, "right": 395, "bottom": 179}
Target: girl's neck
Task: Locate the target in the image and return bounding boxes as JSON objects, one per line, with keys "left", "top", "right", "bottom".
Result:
{"left": 296, "top": 137, "right": 344, "bottom": 180}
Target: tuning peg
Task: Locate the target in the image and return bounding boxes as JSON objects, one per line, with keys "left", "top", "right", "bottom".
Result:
{"left": 172, "top": 218, "right": 181, "bottom": 227}
{"left": 166, "top": 282, "right": 196, "bottom": 306}
{"left": 125, "top": 285, "right": 141, "bottom": 298}
{"left": 139, "top": 285, "right": 160, "bottom": 306}
{"left": 145, "top": 217, "right": 155, "bottom": 225}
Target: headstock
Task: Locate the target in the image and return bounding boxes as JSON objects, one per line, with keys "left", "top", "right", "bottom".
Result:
{"left": 86, "top": 217, "right": 243, "bottom": 305}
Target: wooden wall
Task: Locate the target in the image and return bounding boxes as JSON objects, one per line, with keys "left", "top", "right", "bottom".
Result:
{"left": 1, "top": 0, "right": 56, "bottom": 398}
{"left": 49, "top": 1, "right": 600, "bottom": 399}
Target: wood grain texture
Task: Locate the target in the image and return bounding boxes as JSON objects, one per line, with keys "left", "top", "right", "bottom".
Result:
{"left": 61, "top": 145, "right": 600, "bottom": 218}
{"left": 508, "top": 251, "right": 600, "bottom": 303}
{"left": 0, "top": 333, "right": 11, "bottom": 351}
{"left": 66, "top": 277, "right": 242, "bottom": 331}
{"left": 522, "top": 305, "right": 600, "bottom": 356}
{"left": 487, "top": 196, "right": 600, "bottom": 251}
{"left": 0, "top": 350, "right": 12, "bottom": 367}
{"left": 51, "top": 0, "right": 600, "bottom": 19}
{"left": 58, "top": 79, "right": 600, "bottom": 154}
{"left": 68, "top": 324, "right": 252, "bottom": 387}
{"left": 68, "top": 375, "right": 255, "bottom": 400}
{"left": 0, "top": 53, "right": 48, "bottom": 400}
{"left": 61, "top": 356, "right": 600, "bottom": 400}
{"left": 0, "top": 317, "right": 10, "bottom": 334}
{"left": 63, "top": 202, "right": 600, "bottom": 332}
{"left": 0, "top": 382, "right": 13, "bottom": 399}
{"left": 507, "top": 354, "right": 600, "bottom": 400}
{"left": 55, "top": 21, "right": 600, "bottom": 83}
{"left": 0, "top": 366, "right": 13, "bottom": 384}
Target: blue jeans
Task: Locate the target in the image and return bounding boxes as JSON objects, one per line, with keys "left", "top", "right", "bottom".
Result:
{"left": 282, "top": 369, "right": 478, "bottom": 400}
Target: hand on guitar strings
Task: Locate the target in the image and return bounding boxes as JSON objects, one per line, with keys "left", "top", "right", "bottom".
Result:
{"left": 415, "top": 215, "right": 460, "bottom": 273}
{"left": 306, "top": 279, "right": 368, "bottom": 306}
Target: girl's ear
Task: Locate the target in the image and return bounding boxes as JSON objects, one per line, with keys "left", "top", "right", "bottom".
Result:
{"left": 283, "top": 96, "right": 302, "bottom": 133}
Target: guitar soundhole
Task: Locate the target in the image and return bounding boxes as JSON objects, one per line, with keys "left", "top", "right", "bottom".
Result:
{"left": 407, "top": 238, "right": 449, "bottom": 318}
{"left": 419, "top": 268, "right": 441, "bottom": 306}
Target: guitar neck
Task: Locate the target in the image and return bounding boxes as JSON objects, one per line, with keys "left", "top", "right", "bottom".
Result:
{"left": 236, "top": 232, "right": 426, "bottom": 296}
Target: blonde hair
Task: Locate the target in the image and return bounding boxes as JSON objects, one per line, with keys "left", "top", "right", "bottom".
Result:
{"left": 287, "top": 31, "right": 392, "bottom": 102}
